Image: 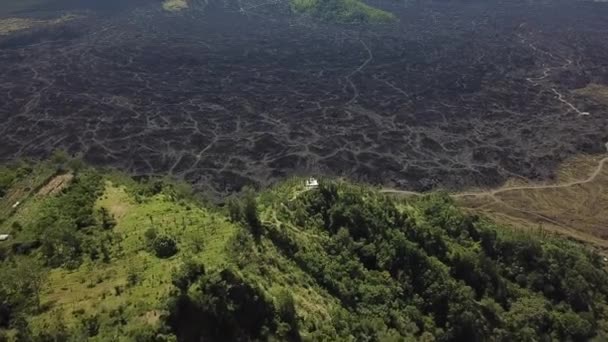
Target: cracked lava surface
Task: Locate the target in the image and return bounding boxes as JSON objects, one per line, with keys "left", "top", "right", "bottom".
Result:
{"left": 1, "top": 0, "right": 608, "bottom": 196}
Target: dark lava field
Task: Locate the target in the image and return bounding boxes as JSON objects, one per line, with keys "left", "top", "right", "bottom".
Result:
{"left": 1, "top": 0, "right": 608, "bottom": 195}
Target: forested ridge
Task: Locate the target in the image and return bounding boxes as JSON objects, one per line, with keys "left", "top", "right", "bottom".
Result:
{"left": 0, "top": 157, "right": 607, "bottom": 341}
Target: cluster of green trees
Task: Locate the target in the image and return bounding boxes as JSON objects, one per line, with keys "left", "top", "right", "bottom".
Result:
{"left": 0, "top": 167, "right": 119, "bottom": 334}
{"left": 0, "top": 258, "right": 45, "bottom": 333}
{"left": 227, "top": 188, "right": 263, "bottom": 239}
{"left": 2, "top": 157, "right": 608, "bottom": 341}
{"left": 167, "top": 264, "right": 300, "bottom": 342}
{"left": 265, "top": 182, "right": 608, "bottom": 340}
{"left": 144, "top": 228, "right": 179, "bottom": 258}
{"left": 32, "top": 170, "right": 113, "bottom": 268}
{"left": 159, "top": 180, "right": 608, "bottom": 341}
{"left": 0, "top": 163, "right": 32, "bottom": 199}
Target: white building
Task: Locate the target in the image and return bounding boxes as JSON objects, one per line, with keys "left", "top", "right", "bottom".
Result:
{"left": 305, "top": 177, "right": 319, "bottom": 189}
{"left": 0, "top": 234, "right": 10, "bottom": 241}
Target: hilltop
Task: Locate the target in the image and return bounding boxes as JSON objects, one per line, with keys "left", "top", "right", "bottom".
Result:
{"left": 0, "top": 155, "right": 607, "bottom": 341}
{"left": 290, "top": 0, "right": 395, "bottom": 23}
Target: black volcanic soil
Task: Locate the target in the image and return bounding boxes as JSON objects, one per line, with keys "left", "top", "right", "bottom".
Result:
{"left": 1, "top": 0, "right": 608, "bottom": 196}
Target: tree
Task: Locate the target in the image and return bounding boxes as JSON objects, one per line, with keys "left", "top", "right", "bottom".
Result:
{"left": 551, "top": 309, "right": 593, "bottom": 340}
{"left": 152, "top": 235, "right": 178, "bottom": 258}
{"left": 276, "top": 290, "right": 300, "bottom": 341}
{"left": 0, "top": 257, "right": 47, "bottom": 329}
{"left": 503, "top": 295, "right": 551, "bottom": 340}
{"left": 227, "top": 198, "right": 243, "bottom": 223}
{"left": 172, "top": 260, "right": 205, "bottom": 293}
{"left": 242, "top": 188, "right": 262, "bottom": 239}
{"left": 167, "top": 269, "right": 278, "bottom": 341}
{"left": 40, "top": 218, "right": 82, "bottom": 268}
{"left": 80, "top": 315, "right": 100, "bottom": 337}
{"left": 13, "top": 258, "right": 46, "bottom": 312}
{"left": 0, "top": 169, "right": 13, "bottom": 198}
{"left": 127, "top": 267, "right": 140, "bottom": 287}
{"left": 50, "top": 149, "right": 70, "bottom": 167}
{"left": 0, "top": 162, "right": 32, "bottom": 198}
{"left": 144, "top": 227, "right": 158, "bottom": 246}
{"left": 98, "top": 207, "right": 116, "bottom": 230}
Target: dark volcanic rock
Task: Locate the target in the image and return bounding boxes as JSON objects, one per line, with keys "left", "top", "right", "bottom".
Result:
{"left": 1, "top": 0, "right": 608, "bottom": 196}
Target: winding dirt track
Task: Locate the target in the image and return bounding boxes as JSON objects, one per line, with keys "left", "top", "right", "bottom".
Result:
{"left": 381, "top": 156, "right": 608, "bottom": 198}
{"left": 382, "top": 155, "right": 608, "bottom": 249}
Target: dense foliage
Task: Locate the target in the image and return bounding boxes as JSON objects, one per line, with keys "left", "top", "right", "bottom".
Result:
{"left": 0, "top": 258, "right": 45, "bottom": 330}
{"left": 1, "top": 159, "right": 608, "bottom": 341}
{"left": 222, "top": 181, "right": 608, "bottom": 341}
{"left": 160, "top": 180, "right": 608, "bottom": 341}
{"left": 0, "top": 163, "right": 32, "bottom": 199}
{"left": 34, "top": 170, "right": 108, "bottom": 268}
{"left": 151, "top": 235, "right": 179, "bottom": 258}
{"left": 227, "top": 187, "right": 263, "bottom": 239}
{"left": 168, "top": 268, "right": 281, "bottom": 341}
{"left": 0, "top": 164, "right": 116, "bottom": 333}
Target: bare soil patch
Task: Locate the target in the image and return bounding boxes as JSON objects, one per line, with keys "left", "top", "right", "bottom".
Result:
{"left": 458, "top": 155, "right": 608, "bottom": 252}
{"left": 36, "top": 173, "right": 73, "bottom": 197}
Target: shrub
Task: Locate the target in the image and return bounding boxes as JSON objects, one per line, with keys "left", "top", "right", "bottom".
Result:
{"left": 227, "top": 198, "right": 243, "bottom": 223}
{"left": 98, "top": 207, "right": 116, "bottom": 230}
{"left": 127, "top": 268, "right": 140, "bottom": 287}
{"left": 144, "top": 227, "right": 158, "bottom": 246}
{"left": 172, "top": 259, "right": 206, "bottom": 293}
{"left": 243, "top": 189, "right": 263, "bottom": 239}
{"left": 152, "top": 235, "right": 178, "bottom": 258}
{"left": 167, "top": 269, "right": 277, "bottom": 341}
{"left": 80, "top": 315, "right": 100, "bottom": 337}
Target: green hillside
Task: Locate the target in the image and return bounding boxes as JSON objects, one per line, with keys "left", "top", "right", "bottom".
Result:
{"left": 291, "top": 0, "right": 395, "bottom": 24}
{"left": 0, "top": 157, "right": 607, "bottom": 341}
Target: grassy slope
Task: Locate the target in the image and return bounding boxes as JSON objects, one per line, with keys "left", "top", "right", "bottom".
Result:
{"left": 457, "top": 154, "right": 608, "bottom": 253}
{"left": 0, "top": 162, "right": 57, "bottom": 224}
{"left": 3, "top": 159, "right": 608, "bottom": 339}
{"left": 246, "top": 177, "right": 608, "bottom": 339}
{"left": 253, "top": 179, "right": 341, "bottom": 333}
{"left": 0, "top": 170, "right": 343, "bottom": 339}
{"left": 0, "top": 161, "right": 63, "bottom": 255}
{"left": 0, "top": 169, "right": 238, "bottom": 339}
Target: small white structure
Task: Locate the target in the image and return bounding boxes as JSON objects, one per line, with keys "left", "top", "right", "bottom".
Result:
{"left": 305, "top": 177, "right": 319, "bottom": 190}
{"left": 11, "top": 201, "right": 20, "bottom": 209}
{"left": 0, "top": 234, "right": 10, "bottom": 241}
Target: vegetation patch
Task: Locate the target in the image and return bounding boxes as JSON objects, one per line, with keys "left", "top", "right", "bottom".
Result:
{"left": 0, "top": 14, "right": 80, "bottom": 36}
{"left": 291, "top": 0, "right": 395, "bottom": 24}
{"left": 1, "top": 159, "right": 608, "bottom": 341}
{"left": 0, "top": 157, "right": 238, "bottom": 340}
{"left": 574, "top": 83, "right": 608, "bottom": 105}
{"left": 162, "top": 0, "right": 189, "bottom": 12}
